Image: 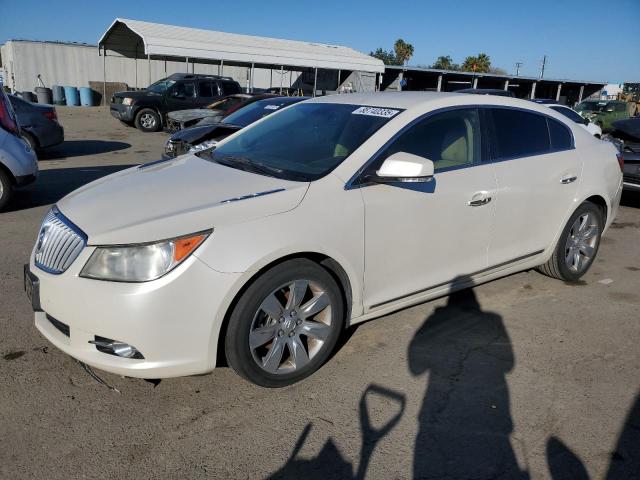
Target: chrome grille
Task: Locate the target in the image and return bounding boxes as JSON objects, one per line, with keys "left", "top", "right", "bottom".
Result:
{"left": 34, "top": 209, "right": 86, "bottom": 274}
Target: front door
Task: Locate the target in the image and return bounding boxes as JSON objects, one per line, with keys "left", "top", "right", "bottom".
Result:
{"left": 165, "top": 81, "right": 196, "bottom": 111}
{"left": 360, "top": 108, "right": 497, "bottom": 310}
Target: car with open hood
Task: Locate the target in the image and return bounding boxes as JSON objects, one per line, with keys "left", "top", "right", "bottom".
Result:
{"left": 26, "top": 92, "right": 622, "bottom": 387}
{"left": 575, "top": 100, "right": 630, "bottom": 131}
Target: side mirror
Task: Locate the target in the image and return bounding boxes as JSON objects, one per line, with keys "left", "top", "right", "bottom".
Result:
{"left": 368, "top": 152, "right": 435, "bottom": 183}
{"left": 583, "top": 118, "right": 590, "bottom": 125}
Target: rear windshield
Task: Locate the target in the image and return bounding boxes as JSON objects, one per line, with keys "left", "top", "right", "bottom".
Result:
{"left": 203, "top": 103, "right": 400, "bottom": 181}
{"left": 222, "top": 98, "right": 302, "bottom": 127}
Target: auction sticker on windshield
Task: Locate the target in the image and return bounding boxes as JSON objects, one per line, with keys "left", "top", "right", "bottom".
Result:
{"left": 352, "top": 106, "right": 400, "bottom": 118}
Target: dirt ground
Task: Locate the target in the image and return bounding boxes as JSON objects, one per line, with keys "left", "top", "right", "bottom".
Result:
{"left": 0, "top": 107, "right": 639, "bottom": 479}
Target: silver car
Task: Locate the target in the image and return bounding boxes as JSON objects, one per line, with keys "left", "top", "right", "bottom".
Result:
{"left": 0, "top": 89, "right": 38, "bottom": 210}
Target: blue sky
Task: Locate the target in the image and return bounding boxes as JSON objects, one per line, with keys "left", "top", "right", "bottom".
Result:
{"left": 1, "top": 0, "right": 638, "bottom": 83}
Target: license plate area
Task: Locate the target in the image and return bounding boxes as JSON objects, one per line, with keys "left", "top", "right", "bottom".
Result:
{"left": 24, "top": 264, "right": 42, "bottom": 312}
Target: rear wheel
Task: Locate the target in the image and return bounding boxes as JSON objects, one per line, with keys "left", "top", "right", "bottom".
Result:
{"left": 21, "top": 132, "right": 38, "bottom": 152}
{"left": 0, "top": 169, "right": 13, "bottom": 211}
{"left": 538, "top": 201, "right": 603, "bottom": 282}
{"left": 225, "top": 259, "right": 344, "bottom": 387}
{"left": 134, "top": 108, "right": 161, "bottom": 132}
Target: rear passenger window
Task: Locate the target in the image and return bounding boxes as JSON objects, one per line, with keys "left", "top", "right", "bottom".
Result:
{"left": 198, "top": 81, "right": 215, "bottom": 98}
{"left": 548, "top": 118, "right": 572, "bottom": 151}
{"left": 222, "top": 82, "right": 241, "bottom": 95}
{"left": 491, "top": 109, "right": 550, "bottom": 159}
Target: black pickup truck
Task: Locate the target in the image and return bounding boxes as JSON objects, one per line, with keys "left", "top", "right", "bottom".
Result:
{"left": 110, "top": 73, "right": 242, "bottom": 132}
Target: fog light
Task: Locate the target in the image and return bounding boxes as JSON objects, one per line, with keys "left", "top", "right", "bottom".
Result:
{"left": 90, "top": 336, "right": 144, "bottom": 359}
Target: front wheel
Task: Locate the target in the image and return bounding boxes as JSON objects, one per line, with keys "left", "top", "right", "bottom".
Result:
{"left": 225, "top": 259, "right": 344, "bottom": 387}
{"left": 538, "top": 202, "right": 603, "bottom": 282}
{"left": 134, "top": 108, "right": 161, "bottom": 132}
{"left": 0, "top": 169, "right": 13, "bottom": 211}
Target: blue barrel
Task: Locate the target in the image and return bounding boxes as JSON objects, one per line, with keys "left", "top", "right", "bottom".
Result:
{"left": 63, "top": 86, "right": 80, "bottom": 106}
{"left": 79, "top": 87, "right": 94, "bottom": 106}
{"left": 52, "top": 85, "right": 65, "bottom": 105}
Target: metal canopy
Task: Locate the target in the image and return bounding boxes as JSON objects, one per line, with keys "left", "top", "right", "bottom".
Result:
{"left": 98, "top": 18, "right": 384, "bottom": 73}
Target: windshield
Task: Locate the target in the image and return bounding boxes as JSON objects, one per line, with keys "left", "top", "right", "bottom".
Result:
{"left": 204, "top": 103, "right": 400, "bottom": 181}
{"left": 222, "top": 98, "right": 302, "bottom": 128}
{"left": 576, "top": 101, "right": 605, "bottom": 112}
{"left": 148, "top": 79, "right": 176, "bottom": 94}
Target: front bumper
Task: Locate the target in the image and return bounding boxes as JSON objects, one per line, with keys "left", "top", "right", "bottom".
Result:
{"left": 29, "top": 247, "right": 242, "bottom": 378}
{"left": 110, "top": 104, "right": 136, "bottom": 122}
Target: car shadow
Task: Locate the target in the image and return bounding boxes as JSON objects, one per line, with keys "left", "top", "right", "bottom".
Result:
{"left": 620, "top": 190, "right": 640, "bottom": 208}
{"left": 6, "top": 164, "right": 137, "bottom": 212}
{"left": 39, "top": 140, "right": 130, "bottom": 159}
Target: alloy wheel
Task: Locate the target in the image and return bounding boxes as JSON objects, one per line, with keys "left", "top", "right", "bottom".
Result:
{"left": 564, "top": 212, "right": 599, "bottom": 273}
{"left": 249, "top": 280, "right": 333, "bottom": 374}
{"left": 140, "top": 113, "right": 156, "bottom": 129}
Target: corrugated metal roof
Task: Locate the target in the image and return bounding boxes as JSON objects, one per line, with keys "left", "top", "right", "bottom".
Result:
{"left": 99, "top": 18, "right": 384, "bottom": 73}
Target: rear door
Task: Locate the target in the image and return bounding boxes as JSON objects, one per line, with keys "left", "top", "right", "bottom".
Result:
{"left": 166, "top": 81, "right": 197, "bottom": 111}
{"left": 196, "top": 80, "right": 219, "bottom": 107}
{"left": 486, "top": 107, "right": 582, "bottom": 267}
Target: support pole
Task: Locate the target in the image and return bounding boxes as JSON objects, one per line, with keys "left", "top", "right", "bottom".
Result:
{"left": 337, "top": 69, "right": 341, "bottom": 92}
{"left": 102, "top": 45, "right": 106, "bottom": 106}
{"left": 186, "top": 57, "right": 189, "bottom": 73}
{"left": 250, "top": 63, "right": 255, "bottom": 93}
{"left": 220, "top": 60, "right": 224, "bottom": 76}
{"left": 578, "top": 85, "right": 584, "bottom": 104}
{"left": 437, "top": 75, "right": 443, "bottom": 92}
{"left": 504, "top": 80, "right": 509, "bottom": 91}
{"left": 280, "top": 65, "right": 283, "bottom": 94}
{"left": 530, "top": 82, "right": 537, "bottom": 99}
{"left": 398, "top": 71, "right": 403, "bottom": 91}
{"left": 147, "top": 53, "right": 151, "bottom": 85}
{"left": 313, "top": 68, "right": 318, "bottom": 97}
{"left": 472, "top": 77, "right": 478, "bottom": 89}
{"left": 556, "top": 83, "right": 562, "bottom": 102}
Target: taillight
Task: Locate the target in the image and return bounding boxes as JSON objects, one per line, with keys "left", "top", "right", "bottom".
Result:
{"left": 42, "top": 110, "right": 57, "bottom": 122}
{"left": 616, "top": 152, "right": 624, "bottom": 172}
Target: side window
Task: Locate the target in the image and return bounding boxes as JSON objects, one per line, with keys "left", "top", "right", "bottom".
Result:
{"left": 198, "top": 81, "right": 215, "bottom": 98}
{"left": 377, "top": 108, "right": 482, "bottom": 171}
{"left": 491, "top": 108, "right": 550, "bottom": 159}
{"left": 221, "top": 81, "right": 241, "bottom": 95}
{"left": 548, "top": 118, "right": 573, "bottom": 151}
{"left": 173, "top": 82, "right": 196, "bottom": 98}
{"left": 550, "top": 106, "right": 584, "bottom": 124}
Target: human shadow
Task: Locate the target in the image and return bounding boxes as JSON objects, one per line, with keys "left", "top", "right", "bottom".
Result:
{"left": 605, "top": 390, "right": 640, "bottom": 479}
{"left": 6, "top": 164, "right": 137, "bottom": 212}
{"left": 408, "top": 278, "right": 529, "bottom": 479}
{"left": 39, "top": 140, "right": 130, "bottom": 159}
{"left": 546, "top": 436, "right": 590, "bottom": 480}
{"left": 267, "top": 384, "right": 406, "bottom": 480}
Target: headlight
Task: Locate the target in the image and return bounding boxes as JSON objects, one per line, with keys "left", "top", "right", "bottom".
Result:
{"left": 122, "top": 97, "right": 134, "bottom": 106}
{"left": 80, "top": 230, "right": 211, "bottom": 282}
{"left": 188, "top": 139, "right": 217, "bottom": 154}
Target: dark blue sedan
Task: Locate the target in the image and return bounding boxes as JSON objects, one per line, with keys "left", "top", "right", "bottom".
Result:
{"left": 8, "top": 94, "right": 64, "bottom": 152}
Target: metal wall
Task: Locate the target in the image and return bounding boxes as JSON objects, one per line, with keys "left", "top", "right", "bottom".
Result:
{"left": 1, "top": 40, "right": 377, "bottom": 96}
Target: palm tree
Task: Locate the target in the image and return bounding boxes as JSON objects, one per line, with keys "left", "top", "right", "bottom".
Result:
{"left": 394, "top": 39, "right": 415, "bottom": 67}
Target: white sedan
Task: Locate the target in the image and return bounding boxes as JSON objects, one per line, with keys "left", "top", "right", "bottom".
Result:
{"left": 25, "top": 92, "right": 623, "bottom": 386}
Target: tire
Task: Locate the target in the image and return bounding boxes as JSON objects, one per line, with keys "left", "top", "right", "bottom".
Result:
{"left": 538, "top": 201, "right": 603, "bottom": 282}
{"left": 21, "top": 132, "right": 38, "bottom": 152}
{"left": 134, "top": 108, "right": 161, "bottom": 132}
{"left": 225, "top": 259, "right": 345, "bottom": 387}
{"left": 0, "top": 169, "right": 13, "bottom": 211}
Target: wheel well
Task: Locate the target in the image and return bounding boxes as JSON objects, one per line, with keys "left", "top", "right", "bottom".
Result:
{"left": 0, "top": 162, "right": 16, "bottom": 185}
{"left": 584, "top": 195, "right": 607, "bottom": 223}
{"left": 21, "top": 129, "right": 39, "bottom": 148}
{"left": 215, "top": 253, "right": 353, "bottom": 367}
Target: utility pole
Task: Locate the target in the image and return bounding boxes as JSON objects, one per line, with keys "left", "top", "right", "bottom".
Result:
{"left": 539, "top": 55, "right": 547, "bottom": 79}
{"left": 515, "top": 62, "right": 522, "bottom": 76}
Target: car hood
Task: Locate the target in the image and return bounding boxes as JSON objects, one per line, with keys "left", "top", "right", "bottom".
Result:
{"left": 56, "top": 155, "right": 309, "bottom": 245}
{"left": 168, "top": 109, "right": 223, "bottom": 122}
{"left": 612, "top": 118, "right": 640, "bottom": 142}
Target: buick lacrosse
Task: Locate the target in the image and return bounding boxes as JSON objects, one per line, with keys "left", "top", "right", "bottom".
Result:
{"left": 25, "top": 92, "right": 623, "bottom": 387}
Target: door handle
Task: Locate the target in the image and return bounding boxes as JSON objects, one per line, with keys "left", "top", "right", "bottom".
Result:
{"left": 561, "top": 175, "right": 578, "bottom": 184}
{"left": 468, "top": 197, "right": 492, "bottom": 207}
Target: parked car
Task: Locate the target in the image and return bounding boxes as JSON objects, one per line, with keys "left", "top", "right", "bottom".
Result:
{"left": 25, "top": 93, "right": 622, "bottom": 386}
{"left": 575, "top": 100, "right": 629, "bottom": 131}
{"left": 607, "top": 117, "right": 640, "bottom": 191}
{"left": 164, "top": 96, "right": 307, "bottom": 158}
{"left": 166, "top": 94, "right": 273, "bottom": 132}
{"left": 0, "top": 89, "right": 38, "bottom": 210}
{"left": 532, "top": 101, "right": 602, "bottom": 137}
{"left": 110, "top": 73, "right": 242, "bottom": 132}
{"left": 458, "top": 88, "right": 516, "bottom": 98}
{"left": 8, "top": 94, "right": 64, "bottom": 151}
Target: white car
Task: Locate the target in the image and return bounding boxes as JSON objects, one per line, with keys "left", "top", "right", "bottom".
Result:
{"left": 25, "top": 92, "right": 623, "bottom": 387}
{"left": 546, "top": 103, "right": 603, "bottom": 138}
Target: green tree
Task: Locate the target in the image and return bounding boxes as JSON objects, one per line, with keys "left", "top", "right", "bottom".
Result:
{"left": 369, "top": 47, "right": 400, "bottom": 65}
{"left": 431, "top": 55, "right": 459, "bottom": 71}
{"left": 461, "top": 53, "right": 492, "bottom": 73}
{"left": 394, "top": 39, "right": 415, "bottom": 66}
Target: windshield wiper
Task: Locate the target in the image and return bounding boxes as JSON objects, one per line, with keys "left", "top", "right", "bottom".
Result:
{"left": 214, "top": 155, "right": 284, "bottom": 177}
